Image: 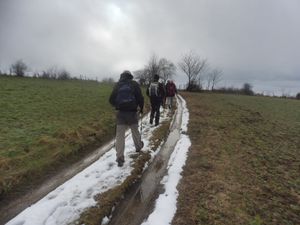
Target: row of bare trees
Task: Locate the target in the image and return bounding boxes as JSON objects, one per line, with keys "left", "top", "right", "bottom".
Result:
{"left": 215, "top": 83, "right": 254, "bottom": 95}
{"left": 133, "top": 55, "right": 176, "bottom": 86}
{"left": 178, "top": 51, "right": 222, "bottom": 91}
{"left": 2, "top": 59, "right": 72, "bottom": 80}
{"left": 133, "top": 52, "right": 222, "bottom": 91}
{"left": 4, "top": 53, "right": 223, "bottom": 90}
{"left": 33, "top": 67, "right": 71, "bottom": 80}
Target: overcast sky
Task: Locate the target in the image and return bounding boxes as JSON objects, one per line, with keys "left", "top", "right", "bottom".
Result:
{"left": 0, "top": 0, "right": 299, "bottom": 95}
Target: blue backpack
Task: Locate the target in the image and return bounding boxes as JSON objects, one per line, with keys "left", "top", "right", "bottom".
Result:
{"left": 115, "top": 81, "right": 137, "bottom": 111}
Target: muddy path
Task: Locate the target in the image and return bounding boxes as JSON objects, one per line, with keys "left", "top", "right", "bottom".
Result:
{"left": 108, "top": 97, "right": 184, "bottom": 225}
{"left": 0, "top": 137, "right": 118, "bottom": 224}
{"left": 1, "top": 97, "right": 184, "bottom": 225}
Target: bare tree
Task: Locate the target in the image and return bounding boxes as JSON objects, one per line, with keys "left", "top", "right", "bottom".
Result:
{"left": 147, "top": 54, "right": 160, "bottom": 77}
{"left": 133, "top": 69, "right": 148, "bottom": 86}
{"left": 280, "top": 87, "right": 291, "bottom": 98}
{"left": 138, "top": 54, "right": 161, "bottom": 85}
{"left": 11, "top": 60, "right": 28, "bottom": 77}
{"left": 205, "top": 74, "right": 212, "bottom": 90}
{"left": 178, "top": 51, "right": 207, "bottom": 91}
{"left": 209, "top": 68, "right": 222, "bottom": 91}
{"left": 135, "top": 54, "right": 176, "bottom": 85}
{"left": 41, "top": 67, "right": 71, "bottom": 80}
{"left": 141, "top": 53, "right": 164, "bottom": 84}
{"left": 242, "top": 83, "right": 254, "bottom": 95}
{"left": 159, "top": 58, "right": 176, "bottom": 84}
{"left": 57, "top": 69, "right": 71, "bottom": 80}
{"left": 41, "top": 67, "right": 58, "bottom": 79}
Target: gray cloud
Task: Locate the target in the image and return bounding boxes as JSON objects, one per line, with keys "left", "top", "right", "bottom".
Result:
{"left": 0, "top": 0, "right": 299, "bottom": 94}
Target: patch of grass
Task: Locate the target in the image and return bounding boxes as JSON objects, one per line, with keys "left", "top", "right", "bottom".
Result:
{"left": 173, "top": 92, "right": 300, "bottom": 225}
{"left": 0, "top": 76, "right": 117, "bottom": 198}
{"left": 250, "top": 215, "right": 263, "bottom": 225}
{"left": 149, "top": 120, "right": 172, "bottom": 151}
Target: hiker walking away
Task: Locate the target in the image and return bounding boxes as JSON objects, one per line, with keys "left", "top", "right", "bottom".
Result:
{"left": 109, "top": 70, "right": 144, "bottom": 167}
{"left": 165, "top": 80, "right": 177, "bottom": 109}
{"left": 146, "top": 74, "right": 165, "bottom": 126}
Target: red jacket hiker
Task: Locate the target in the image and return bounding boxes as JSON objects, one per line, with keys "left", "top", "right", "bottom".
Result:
{"left": 166, "top": 80, "right": 177, "bottom": 97}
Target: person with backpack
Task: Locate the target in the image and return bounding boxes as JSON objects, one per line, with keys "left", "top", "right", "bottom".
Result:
{"left": 165, "top": 80, "right": 177, "bottom": 109}
{"left": 146, "top": 74, "right": 165, "bottom": 126}
{"left": 109, "top": 70, "right": 144, "bottom": 167}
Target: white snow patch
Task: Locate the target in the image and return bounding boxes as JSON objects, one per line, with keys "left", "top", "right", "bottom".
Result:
{"left": 6, "top": 110, "right": 170, "bottom": 225}
{"left": 141, "top": 95, "right": 191, "bottom": 225}
{"left": 101, "top": 216, "right": 110, "bottom": 225}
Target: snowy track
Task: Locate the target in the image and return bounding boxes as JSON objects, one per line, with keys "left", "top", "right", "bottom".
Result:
{"left": 107, "top": 95, "right": 190, "bottom": 225}
{"left": 5, "top": 95, "right": 191, "bottom": 225}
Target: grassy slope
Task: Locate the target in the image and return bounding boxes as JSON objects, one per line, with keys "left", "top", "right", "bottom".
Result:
{"left": 173, "top": 92, "right": 300, "bottom": 225}
{"left": 0, "top": 76, "right": 116, "bottom": 197}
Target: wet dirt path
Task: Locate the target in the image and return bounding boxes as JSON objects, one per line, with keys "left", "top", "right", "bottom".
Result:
{"left": 108, "top": 97, "right": 184, "bottom": 225}
{"left": 0, "top": 139, "right": 117, "bottom": 224}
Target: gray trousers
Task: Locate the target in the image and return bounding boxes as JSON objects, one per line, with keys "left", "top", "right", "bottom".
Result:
{"left": 115, "top": 111, "right": 143, "bottom": 162}
{"left": 165, "top": 96, "right": 174, "bottom": 108}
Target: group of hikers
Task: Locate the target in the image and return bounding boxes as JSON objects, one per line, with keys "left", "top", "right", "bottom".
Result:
{"left": 109, "top": 70, "right": 177, "bottom": 166}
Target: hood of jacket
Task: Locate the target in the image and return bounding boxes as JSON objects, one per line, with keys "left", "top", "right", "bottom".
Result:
{"left": 119, "top": 71, "right": 133, "bottom": 82}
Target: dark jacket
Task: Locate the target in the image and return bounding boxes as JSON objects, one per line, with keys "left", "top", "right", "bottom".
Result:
{"left": 109, "top": 73, "right": 144, "bottom": 112}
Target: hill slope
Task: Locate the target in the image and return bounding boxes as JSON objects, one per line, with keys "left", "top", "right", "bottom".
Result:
{"left": 173, "top": 92, "right": 300, "bottom": 225}
{"left": 0, "top": 76, "right": 115, "bottom": 199}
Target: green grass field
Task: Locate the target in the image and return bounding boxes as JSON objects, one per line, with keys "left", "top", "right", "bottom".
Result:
{"left": 2, "top": 77, "right": 299, "bottom": 224}
{"left": 173, "top": 92, "right": 300, "bottom": 225}
{"left": 0, "top": 76, "right": 116, "bottom": 197}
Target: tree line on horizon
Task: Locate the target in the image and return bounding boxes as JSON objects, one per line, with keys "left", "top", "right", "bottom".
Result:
{"left": 1, "top": 55, "right": 299, "bottom": 99}
{"left": 133, "top": 52, "right": 222, "bottom": 93}
{"left": 0, "top": 60, "right": 74, "bottom": 80}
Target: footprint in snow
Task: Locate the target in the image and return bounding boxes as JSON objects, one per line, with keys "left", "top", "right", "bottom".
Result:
{"left": 108, "top": 162, "right": 114, "bottom": 169}
{"left": 85, "top": 188, "right": 94, "bottom": 198}
{"left": 47, "top": 194, "right": 57, "bottom": 200}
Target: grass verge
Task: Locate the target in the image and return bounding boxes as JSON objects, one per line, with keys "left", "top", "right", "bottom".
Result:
{"left": 172, "top": 92, "right": 300, "bottom": 225}
{"left": 0, "top": 76, "right": 116, "bottom": 203}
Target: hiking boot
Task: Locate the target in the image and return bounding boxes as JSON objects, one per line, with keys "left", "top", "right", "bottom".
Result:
{"left": 116, "top": 158, "right": 124, "bottom": 167}
{"left": 136, "top": 141, "right": 144, "bottom": 152}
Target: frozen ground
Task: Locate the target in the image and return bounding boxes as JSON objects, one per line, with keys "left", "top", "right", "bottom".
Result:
{"left": 141, "top": 95, "right": 191, "bottom": 225}
{"left": 6, "top": 96, "right": 191, "bottom": 225}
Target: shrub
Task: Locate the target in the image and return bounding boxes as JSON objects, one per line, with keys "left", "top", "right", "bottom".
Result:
{"left": 10, "top": 60, "right": 27, "bottom": 77}
{"left": 242, "top": 83, "right": 254, "bottom": 96}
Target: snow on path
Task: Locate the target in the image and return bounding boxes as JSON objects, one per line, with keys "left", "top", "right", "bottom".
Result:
{"left": 6, "top": 111, "right": 170, "bottom": 225}
{"left": 141, "top": 95, "right": 191, "bottom": 225}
